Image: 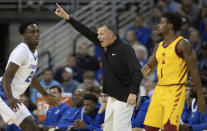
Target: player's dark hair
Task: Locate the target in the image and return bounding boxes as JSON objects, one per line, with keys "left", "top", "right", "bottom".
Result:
{"left": 19, "top": 20, "right": 38, "bottom": 35}
{"left": 162, "top": 12, "right": 182, "bottom": 32}
{"left": 83, "top": 93, "right": 98, "bottom": 104}
{"left": 49, "top": 85, "right": 62, "bottom": 93}
{"left": 98, "top": 22, "right": 118, "bottom": 36}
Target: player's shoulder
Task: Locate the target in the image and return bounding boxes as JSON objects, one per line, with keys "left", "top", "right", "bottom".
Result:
{"left": 178, "top": 38, "right": 192, "bottom": 50}
{"left": 13, "top": 42, "right": 29, "bottom": 52}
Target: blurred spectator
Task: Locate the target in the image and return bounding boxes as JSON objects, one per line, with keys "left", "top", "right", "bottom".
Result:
{"left": 85, "top": 85, "right": 102, "bottom": 109}
{"left": 198, "top": 6, "right": 207, "bottom": 30}
{"left": 95, "top": 60, "right": 103, "bottom": 84}
{"left": 125, "top": 30, "right": 140, "bottom": 50}
{"left": 200, "top": 18, "right": 207, "bottom": 42}
{"left": 44, "top": 86, "right": 70, "bottom": 129}
{"left": 158, "top": 0, "right": 180, "bottom": 13}
{"left": 193, "top": 5, "right": 207, "bottom": 29}
{"left": 201, "top": 66, "right": 207, "bottom": 85}
{"left": 181, "top": 83, "right": 193, "bottom": 124}
{"left": 99, "top": 92, "right": 108, "bottom": 104}
{"left": 198, "top": 42, "right": 207, "bottom": 74}
{"left": 196, "top": 0, "right": 207, "bottom": 9}
{"left": 58, "top": 89, "right": 85, "bottom": 130}
{"left": 31, "top": 68, "right": 60, "bottom": 104}
{"left": 147, "top": 27, "right": 163, "bottom": 56}
{"left": 124, "top": 14, "right": 151, "bottom": 46}
{"left": 85, "top": 85, "right": 101, "bottom": 100}
{"left": 68, "top": 93, "right": 99, "bottom": 131}
{"left": 77, "top": 43, "right": 99, "bottom": 72}
{"left": 94, "top": 92, "right": 108, "bottom": 131}
{"left": 78, "top": 71, "right": 100, "bottom": 90}
{"left": 180, "top": 85, "right": 207, "bottom": 131}
{"left": 179, "top": 16, "right": 192, "bottom": 38}
{"left": 135, "top": 45, "right": 148, "bottom": 66}
{"left": 54, "top": 54, "right": 84, "bottom": 83}
{"left": 144, "top": 79, "right": 155, "bottom": 99}
{"left": 189, "top": 29, "right": 202, "bottom": 57}
{"left": 95, "top": 45, "right": 102, "bottom": 60}
{"left": 131, "top": 93, "right": 150, "bottom": 130}
{"left": 187, "top": 86, "right": 207, "bottom": 131}
{"left": 148, "top": 6, "right": 162, "bottom": 29}
{"left": 178, "top": 0, "right": 200, "bottom": 24}
{"left": 61, "top": 67, "right": 79, "bottom": 94}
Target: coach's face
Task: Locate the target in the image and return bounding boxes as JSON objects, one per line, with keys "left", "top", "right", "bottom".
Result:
{"left": 24, "top": 24, "right": 40, "bottom": 47}
{"left": 97, "top": 26, "right": 114, "bottom": 47}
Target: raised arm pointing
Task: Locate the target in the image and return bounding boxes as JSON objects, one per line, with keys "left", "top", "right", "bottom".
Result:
{"left": 55, "top": 3, "right": 70, "bottom": 20}
{"left": 55, "top": 3, "right": 100, "bottom": 45}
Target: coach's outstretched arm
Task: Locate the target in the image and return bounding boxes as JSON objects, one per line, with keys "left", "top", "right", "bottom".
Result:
{"left": 55, "top": 3, "right": 100, "bottom": 45}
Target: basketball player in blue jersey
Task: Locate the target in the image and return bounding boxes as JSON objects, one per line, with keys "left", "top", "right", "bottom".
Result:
{"left": 0, "top": 21, "right": 56, "bottom": 131}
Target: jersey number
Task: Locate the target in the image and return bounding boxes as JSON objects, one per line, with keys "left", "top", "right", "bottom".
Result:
{"left": 25, "top": 71, "right": 34, "bottom": 83}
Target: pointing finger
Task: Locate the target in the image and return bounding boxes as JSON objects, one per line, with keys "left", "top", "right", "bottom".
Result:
{"left": 56, "top": 3, "right": 61, "bottom": 8}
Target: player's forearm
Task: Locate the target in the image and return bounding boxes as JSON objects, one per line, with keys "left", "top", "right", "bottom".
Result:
{"left": 31, "top": 76, "right": 48, "bottom": 96}
{"left": 189, "top": 67, "right": 202, "bottom": 95}
{"left": 2, "top": 76, "right": 14, "bottom": 99}
{"left": 187, "top": 52, "right": 202, "bottom": 95}
{"left": 146, "top": 55, "right": 157, "bottom": 70}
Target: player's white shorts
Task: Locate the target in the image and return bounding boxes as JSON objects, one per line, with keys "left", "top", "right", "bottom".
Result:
{"left": 104, "top": 97, "right": 135, "bottom": 131}
{"left": 0, "top": 97, "right": 31, "bottom": 126}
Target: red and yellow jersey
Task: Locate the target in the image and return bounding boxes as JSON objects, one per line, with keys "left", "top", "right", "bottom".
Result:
{"left": 156, "top": 36, "right": 188, "bottom": 85}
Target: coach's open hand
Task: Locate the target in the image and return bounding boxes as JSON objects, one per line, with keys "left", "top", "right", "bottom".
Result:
{"left": 55, "top": 3, "right": 70, "bottom": 20}
{"left": 127, "top": 94, "right": 137, "bottom": 106}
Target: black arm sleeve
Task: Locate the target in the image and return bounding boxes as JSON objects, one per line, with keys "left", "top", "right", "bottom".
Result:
{"left": 122, "top": 46, "right": 143, "bottom": 95}
{"left": 66, "top": 17, "right": 100, "bottom": 46}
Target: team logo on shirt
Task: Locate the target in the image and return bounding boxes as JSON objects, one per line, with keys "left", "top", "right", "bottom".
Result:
{"left": 55, "top": 109, "right": 60, "bottom": 114}
{"left": 29, "top": 64, "right": 38, "bottom": 69}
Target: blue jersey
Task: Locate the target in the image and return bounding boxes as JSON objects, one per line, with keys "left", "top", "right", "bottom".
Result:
{"left": 189, "top": 109, "right": 207, "bottom": 131}
{"left": 94, "top": 110, "right": 105, "bottom": 131}
{"left": 81, "top": 108, "right": 99, "bottom": 131}
{"left": 181, "top": 101, "right": 192, "bottom": 124}
{"left": 131, "top": 96, "right": 150, "bottom": 128}
{"left": 58, "top": 106, "right": 83, "bottom": 130}
{"left": 44, "top": 103, "right": 70, "bottom": 127}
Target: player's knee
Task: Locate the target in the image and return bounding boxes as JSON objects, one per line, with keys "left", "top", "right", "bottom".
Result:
{"left": 22, "top": 124, "right": 39, "bottom": 131}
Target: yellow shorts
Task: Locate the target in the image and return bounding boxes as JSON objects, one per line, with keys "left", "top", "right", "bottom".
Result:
{"left": 144, "top": 84, "right": 185, "bottom": 130}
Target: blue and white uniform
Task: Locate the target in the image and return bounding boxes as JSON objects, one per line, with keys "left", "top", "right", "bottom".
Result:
{"left": 0, "top": 42, "right": 38, "bottom": 126}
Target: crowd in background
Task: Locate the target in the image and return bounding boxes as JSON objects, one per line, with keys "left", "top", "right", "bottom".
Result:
{"left": 0, "top": 0, "right": 207, "bottom": 131}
